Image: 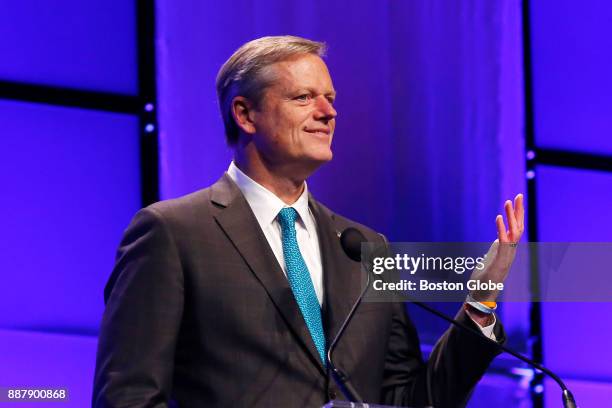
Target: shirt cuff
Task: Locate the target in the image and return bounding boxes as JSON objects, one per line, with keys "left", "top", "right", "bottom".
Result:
{"left": 465, "top": 308, "right": 497, "bottom": 341}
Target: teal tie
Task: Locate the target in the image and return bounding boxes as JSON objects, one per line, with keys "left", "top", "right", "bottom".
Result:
{"left": 277, "top": 207, "right": 326, "bottom": 367}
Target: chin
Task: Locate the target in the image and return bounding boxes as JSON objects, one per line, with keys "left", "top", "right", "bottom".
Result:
{"left": 292, "top": 144, "right": 334, "bottom": 169}
{"left": 309, "top": 148, "right": 333, "bottom": 163}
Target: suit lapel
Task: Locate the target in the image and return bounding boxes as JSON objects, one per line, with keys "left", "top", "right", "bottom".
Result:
{"left": 211, "top": 174, "right": 326, "bottom": 374}
{"left": 308, "top": 197, "right": 363, "bottom": 353}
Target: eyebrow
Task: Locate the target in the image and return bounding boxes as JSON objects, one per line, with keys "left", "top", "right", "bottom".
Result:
{"left": 299, "top": 87, "right": 337, "bottom": 98}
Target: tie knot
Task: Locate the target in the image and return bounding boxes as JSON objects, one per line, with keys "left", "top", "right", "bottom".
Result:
{"left": 278, "top": 207, "right": 299, "bottom": 228}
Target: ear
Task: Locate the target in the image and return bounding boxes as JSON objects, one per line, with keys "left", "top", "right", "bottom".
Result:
{"left": 231, "top": 96, "right": 257, "bottom": 135}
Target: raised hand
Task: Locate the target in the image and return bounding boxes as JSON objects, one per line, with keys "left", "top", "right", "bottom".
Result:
{"left": 469, "top": 194, "right": 525, "bottom": 302}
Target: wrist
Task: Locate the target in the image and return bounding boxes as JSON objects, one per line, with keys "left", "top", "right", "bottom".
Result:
{"left": 464, "top": 303, "right": 495, "bottom": 327}
{"left": 466, "top": 293, "right": 497, "bottom": 313}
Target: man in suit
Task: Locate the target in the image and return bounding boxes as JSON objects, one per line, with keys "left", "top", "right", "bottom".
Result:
{"left": 93, "top": 35, "right": 524, "bottom": 407}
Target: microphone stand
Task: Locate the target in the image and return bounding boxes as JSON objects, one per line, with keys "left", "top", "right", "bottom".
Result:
{"left": 409, "top": 301, "right": 577, "bottom": 408}
{"left": 327, "top": 264, "right": 370, "bottom": 403}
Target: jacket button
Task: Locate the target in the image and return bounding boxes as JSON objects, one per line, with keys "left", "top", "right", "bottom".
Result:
{"left": 328, "top": 390, "right": 337, "bottom": 400}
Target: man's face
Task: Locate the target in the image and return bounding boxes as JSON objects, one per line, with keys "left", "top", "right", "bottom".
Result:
{"left": 250, "top": 54, "right": 337, "bottom": 171}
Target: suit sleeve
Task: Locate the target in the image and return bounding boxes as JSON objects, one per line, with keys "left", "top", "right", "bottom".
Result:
{"left": 93, "top": 207, "right": 184, "bottom": 408}
{"left": 377, "top": 235, "right": 506, "bottom": 408}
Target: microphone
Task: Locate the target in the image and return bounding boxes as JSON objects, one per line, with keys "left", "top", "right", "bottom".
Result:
{"left": 409, "top": 301, "right": 577, "bottom": 408}
{"left": 332, "top": 228, "right": 578, "bottom": 408}
{"left": 327, "top": 227, "right": 369, "bottom": 402}
{"left": 339, "top": 228, "right": 365, "bottom": 262}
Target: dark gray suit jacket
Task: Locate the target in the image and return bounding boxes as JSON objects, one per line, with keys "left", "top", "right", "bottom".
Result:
{"left": 93, "top": 173, "right": 504, "bottom": 407}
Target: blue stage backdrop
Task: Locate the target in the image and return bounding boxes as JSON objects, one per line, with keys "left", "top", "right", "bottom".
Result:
{"left": 0, "top": 1, "right": 137, "bottom": 94}
{"left": 528, "top": 0, "right": 612, "bottom": 405}
{"left": 0, "top": 1, "right": 139, "bottom": 407}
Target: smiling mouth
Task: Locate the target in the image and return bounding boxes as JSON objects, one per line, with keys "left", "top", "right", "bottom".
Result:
{"left": 304, "top": 128, "right": 330, "bottom": 136}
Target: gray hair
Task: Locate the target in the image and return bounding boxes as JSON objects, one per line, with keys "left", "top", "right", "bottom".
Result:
{"left": 215, "top": 35, "right": 327, "bottom": 145}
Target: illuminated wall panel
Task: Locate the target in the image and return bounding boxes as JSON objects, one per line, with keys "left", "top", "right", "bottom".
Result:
{"left": 0, "top": 329, "right": 97, "bottom": 408}
{"left": 537, "top": 165, "right": 612, "bottom": 382}
{"left": 536, "top": 165, "right": 612, "bottom": 241}
{"left": 530, "top": 0, "right": 612, "bottom": 155}
{"left": 545, "top": 378, "right": 612, "bottom": 408}
{"left": 0, "top": 1, "right": 137, "bottom": 94}
{"left": 0, "top": 100, "right": 141, "bottom": 334}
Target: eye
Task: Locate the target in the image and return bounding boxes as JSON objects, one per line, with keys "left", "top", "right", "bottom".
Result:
{"left": 294, "top": 94, "right": 312, "bottom": 102}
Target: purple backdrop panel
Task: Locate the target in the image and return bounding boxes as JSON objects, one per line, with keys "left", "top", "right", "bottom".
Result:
{"left": 0, "top": 1, "right": 137, "bottom": 94}
{"left": 536, "top": 165, "right": 612, "bottom": 242}
{"left": 0, "top": 329, "right": 97, "bottom": 408}
{"left": 468, "top": 371, "right": 530, "bottom": 408}
{"left": 530, "top": 0, "right": 612, "bottom": 155}
{"left": 545, "top": 378, "right": 612, "bottom": 408}
{"left": 0, "top": 100, "right": 141, "bottom": 334}
{"left": 542, "top": 302, "right": 612, "bottom": 380}
{"left": 537, "top": 165, "right": 612, "bottom": 381}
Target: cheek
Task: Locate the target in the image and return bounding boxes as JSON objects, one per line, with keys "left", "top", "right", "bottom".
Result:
{"left": 272, "top": 109, "right": 301, "bottom": 133}
{"left": 285, "top": 113, "right": 309, "bottom": 142}
{"left": 263, "top": 105, "right": 311, "bottom": 149}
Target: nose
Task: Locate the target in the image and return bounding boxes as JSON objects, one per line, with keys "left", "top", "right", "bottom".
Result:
{"left": 313, "top": 96, "right": 337, "bottom": 122}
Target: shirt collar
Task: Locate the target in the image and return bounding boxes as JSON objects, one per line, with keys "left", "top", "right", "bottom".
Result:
{"left": 227, "top": 161, "right": 311, "bottom": 230}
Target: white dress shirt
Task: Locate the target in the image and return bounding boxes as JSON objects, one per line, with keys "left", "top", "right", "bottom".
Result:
{"left": 227, "top": 162, "right": 324, "bottom": 305}
{"left": 227, "top": 161, "right": 496, "bottom": 338}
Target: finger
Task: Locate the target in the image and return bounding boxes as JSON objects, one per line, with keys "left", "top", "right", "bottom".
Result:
{"left": 504, "top": 200, "right": 519, "bottom": 241}
{"left": 514, "top": 193, "right": 525, "bottom": 231}
{"left": 496, "top": 214, "right": 509, "bottom": 242}
{"left": 496, "top": 212, "right": 518, "bottom": 272}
